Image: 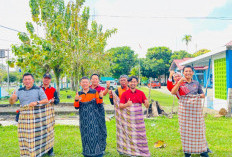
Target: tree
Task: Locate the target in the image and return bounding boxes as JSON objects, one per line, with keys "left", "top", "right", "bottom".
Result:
{"left": 192, "top": 49, "right": 211, "bottom": 57}
{"left": 182, "top": 35, "right": 192, "bottom": 52}
{"left": 129, "top": 65, "right": 140, "bottom": 77}
{"left": 108, "top": 46, "right": 138, "bottom": 79}
{"left": 170, "top": 50, "right": 192, "bottom": 63}
{"left": 11, "top": 0, "right": 116, "bottom": 93}
{"left": 11, "top": 0, "right": 70, "bottom": 94}
{"left": 141, "top": 47, "right": 172, "bottom": 79}
{"left": 3, "top": 73, "right": 18, "bottom": 83}
{"left": 0, "top": 68, "right": 6, "bottom": 83}
{"left": 66, "top": 3, "right": 116, "bottom": 90}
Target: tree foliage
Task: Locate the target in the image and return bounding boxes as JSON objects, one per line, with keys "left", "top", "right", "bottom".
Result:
{"left": 108, "top": 46, "right": 138, "bottom": 79}
{"left": 11, "top": 0, "right": 117, "bottom": 93}
{"left": 182, "top": 34, "right": 192, "bottom": 51}
{"left": 192, "top": 49, "right": 211, "bottom": 57}
{"left": 3, "top": 73, "right": 18, "bottom": 83}
{"left": 170, "top": 50, "right": 192, "bottom": 63}
{"left": 141, "top": 47, "right": 172, "bottom": 78}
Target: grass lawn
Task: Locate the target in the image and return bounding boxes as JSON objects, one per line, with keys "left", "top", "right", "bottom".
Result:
{"left": 58, "top": 86, "right": 178, "bottom": 106}
{"left": 0, "top": 115, "right": 232, "bottom": 157}
{"left": 0, "top": 86, "right": 178, "bottom": 107}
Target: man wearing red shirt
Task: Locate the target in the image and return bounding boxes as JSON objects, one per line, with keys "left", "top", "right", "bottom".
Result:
{"left": 90, "top": 73, "right": 109, "bottom": 96}
{"left": 41, "top": 73, "right": 59, "bottom": 105}
{"left": 41, "top": 73, "right": 59, "bottom": 156}
{"left": 118, "top": 76, "right": 150, "bottom": 157}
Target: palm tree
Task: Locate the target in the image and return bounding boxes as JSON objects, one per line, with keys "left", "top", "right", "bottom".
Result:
{"left": 182, "top": 35, "right": 192, "bottom": 52}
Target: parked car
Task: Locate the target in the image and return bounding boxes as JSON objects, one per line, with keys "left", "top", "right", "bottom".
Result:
{"left": 99, "top": 80, "right": 117, "bottom": 90}
{"left": 147, "top": 81, "right": 161, "bottom": 88}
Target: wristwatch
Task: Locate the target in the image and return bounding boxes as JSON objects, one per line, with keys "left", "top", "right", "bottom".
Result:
{"left": 37, "top": 101, "right": 40, "bottom": 105}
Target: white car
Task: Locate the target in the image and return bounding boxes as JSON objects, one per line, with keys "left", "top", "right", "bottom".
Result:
{"left": 99, "top": 80, "right": 117, "bottom": 90}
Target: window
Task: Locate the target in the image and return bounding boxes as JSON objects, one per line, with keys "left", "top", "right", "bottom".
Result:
{"left": 214, "top": 58, "right": 227, "bottom": 100}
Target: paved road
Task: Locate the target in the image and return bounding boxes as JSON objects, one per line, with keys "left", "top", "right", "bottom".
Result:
{"left": 150, "top": 86, "right": 172, "bottom": 95}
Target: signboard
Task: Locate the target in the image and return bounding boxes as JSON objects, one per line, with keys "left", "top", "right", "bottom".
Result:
{"left": 0, "top": 49, "right": 5, "bottom": 58}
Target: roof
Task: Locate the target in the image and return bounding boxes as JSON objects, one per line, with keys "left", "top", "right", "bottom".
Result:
{"left": 194, "top": 66, "right": 208, "bottom": 70}
{"left": 169, "top": 58, "right": 192, "bottom": 71}
{"left": 181, "top": 48, "right": 226, "bottom": 67}
{"left": 226, "top": 41, "right": 232, "bottom": 47}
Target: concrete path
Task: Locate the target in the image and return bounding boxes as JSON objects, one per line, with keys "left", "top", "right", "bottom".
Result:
{"left": 0, "top": 114, "right": 115, "bottom": 126}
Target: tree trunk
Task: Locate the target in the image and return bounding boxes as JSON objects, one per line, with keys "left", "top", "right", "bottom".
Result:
{"left": 55, "top": 74, "right": 60, "bottom": 96}
{"left": 53, "top": 66, "right": 61, "bottom": 96}
{"left": 70, "top": 75, "right": 75, "bottom": 91}
{"left": 75, "top": 75, "right": 79, "bottom": 92}
{"left": 81, "top": 66, "right": 85, "bottom": 77}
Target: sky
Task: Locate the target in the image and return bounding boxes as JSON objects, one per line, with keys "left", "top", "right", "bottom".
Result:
{"left": 1, "top": 0, "right": 232, "bottom": 59}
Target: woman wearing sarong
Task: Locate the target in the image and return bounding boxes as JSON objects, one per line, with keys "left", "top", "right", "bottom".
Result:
{"left": 171, "top": 65, "right": 209, "bottom": 157}
{"left": 74, "top": 77, "right": 106, "bottom": 157}
{"left": 117, "top": 76, "right": 150, "bottom": 157}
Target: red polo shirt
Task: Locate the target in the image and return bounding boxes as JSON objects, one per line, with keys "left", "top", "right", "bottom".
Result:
{"left": 90, "top": 85, "right": 105, "bottom": 93}
{"left": 120, "top": 89, "right": 147, "bottom": 104}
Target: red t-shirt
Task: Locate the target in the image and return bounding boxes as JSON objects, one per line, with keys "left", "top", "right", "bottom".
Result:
{"left": 120, "top": 89, "right": 147, "bottom": 104}
{"left": 90, "top": 85, "right": 105, "bottom": 93}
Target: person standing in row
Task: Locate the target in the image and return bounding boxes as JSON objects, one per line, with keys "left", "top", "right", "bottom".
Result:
{"left": 109, "top": 74, "right": 129, "bottom": 105}
{"left": 171, "top": 65, "right": 209, "bottom": 157}
{"left": 41, "top": 73, "right": 60, "bottom": 156}
{"left": 90, "top": 73, "right": 110, "bottom": 95}
{"left": 116, "top": 76, "right": 150, "bottom": 157}
{"left": 74, "top": 77, "right": 106, "bottom": 157}
{"left": 9, "top": 73, "right": 54, "bottom": 157}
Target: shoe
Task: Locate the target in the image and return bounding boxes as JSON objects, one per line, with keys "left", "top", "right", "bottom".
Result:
{"left": 48, "top": 152, "right": 55, "bottom": 156}
{"left": 207, "top": 148, "right": 213, "bottom": 153}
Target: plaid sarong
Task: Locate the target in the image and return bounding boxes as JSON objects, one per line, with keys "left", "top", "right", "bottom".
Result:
{"left": 112, "top": 92, "right": 150, "bottom": 157}
{"left": 178, "top": 95, "right": 207, "bottom": 154}
{"left": 18, "top": 103, "right": 55, "bottom": 157}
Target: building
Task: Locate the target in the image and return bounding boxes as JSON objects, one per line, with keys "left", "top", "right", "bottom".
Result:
{"left": 169, "top": 58, "right": 212, "bottom": 87}
{"left": 180, "top": 41, "right": 232, "bottom": 111}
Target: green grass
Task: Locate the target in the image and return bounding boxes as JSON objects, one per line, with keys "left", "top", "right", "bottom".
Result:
{"left": 1, "top": 115, "right": 232, "bottom": 157}
{"left": 0, "top": 86, "right": 175, "bottom": 106}
{"left": 58, "top": 86, "right": 178, "bottom": 106}
{"left": 138, "top": 86, "right": 178, "bottom": 106}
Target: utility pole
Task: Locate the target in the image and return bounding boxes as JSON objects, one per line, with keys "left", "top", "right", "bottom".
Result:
{"left": 138, "top": 44, "right": 142, "bottom": 87}
{"left": 7, "top": 49, "right": 10, "bottom": 91}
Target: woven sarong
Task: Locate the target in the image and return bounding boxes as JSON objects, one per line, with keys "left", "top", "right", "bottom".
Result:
{"left": 178, "top": 95, "right": 207, "bottom": 154}
{"left": 79, "top": 99, "right": 107, "bottom": 156}
{"left": 18, "top": 103, "right": 55, "bottom": 157}
{"left": 112, "top": 92, "right": 150, "bottom": 157}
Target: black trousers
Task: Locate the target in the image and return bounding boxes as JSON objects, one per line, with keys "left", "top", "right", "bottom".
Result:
{"left": 185, "top": 152, "right": 209, "bottom": 157}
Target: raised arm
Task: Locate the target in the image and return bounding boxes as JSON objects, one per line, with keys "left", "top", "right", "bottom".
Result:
{"left": 171, "top": 77, "right": 186, "bottom": 95}
{"left": 103, "top": 81, "right": 110, "bottom": 96}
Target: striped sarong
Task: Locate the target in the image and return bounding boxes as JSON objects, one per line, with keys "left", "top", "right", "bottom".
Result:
{"left": 112, "top": 92, "right": 150, "bottom": 157}
{"left": 18, "top": 103, "right": 55, "bottom": 157}
{"left": 178, "top": 95, "right": 207, "bottom": 154}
